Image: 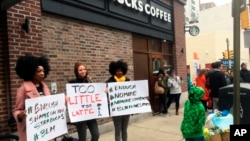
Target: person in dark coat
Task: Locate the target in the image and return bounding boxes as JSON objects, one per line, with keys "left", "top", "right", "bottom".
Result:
{"left": 240, "top": 63, "right": 250, "bottom": 83}
{"left": 207, "top": 61, "right": 227, "bottom": 111}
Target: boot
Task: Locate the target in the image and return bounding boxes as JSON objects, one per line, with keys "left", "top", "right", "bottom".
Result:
{"left": 175, "top": 107, "right": 179, "bottom": 115}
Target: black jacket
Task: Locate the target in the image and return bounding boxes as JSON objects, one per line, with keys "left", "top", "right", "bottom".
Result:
{"left": 207, "top": 70, "right": 227, "bottom": 98}
{"left": 240, "top": 69, "right": 250, "bottom": 83}
{"left": 68, "top": 77, "right": 91, "bottom": 83}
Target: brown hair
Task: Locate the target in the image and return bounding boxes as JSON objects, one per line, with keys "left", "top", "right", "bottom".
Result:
{"left": 74, "top": 62, "right": 88, "bottom": 78}
{"left": 198, "top": 69, "right": 206, "bottom": 77}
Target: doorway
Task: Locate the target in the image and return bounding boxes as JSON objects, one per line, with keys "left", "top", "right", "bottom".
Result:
{"left": 133, "top": 34, "right": 173, "bottom": 113}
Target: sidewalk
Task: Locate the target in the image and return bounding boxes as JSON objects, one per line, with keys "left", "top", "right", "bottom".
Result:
{"left": 98, "top": 107, "right": 184, "bottom": 141}
{"left": 64, "top": 92, "right": 188, "bottom": 141}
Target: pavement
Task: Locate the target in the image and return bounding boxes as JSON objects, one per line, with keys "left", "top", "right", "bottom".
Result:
{"left": 64, "top": 92, "right": 188, "bottom": 141}
{"left": 98, "top": 107, "right": 185, "bottom": 141}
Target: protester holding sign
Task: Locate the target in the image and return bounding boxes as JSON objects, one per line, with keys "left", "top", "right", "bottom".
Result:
{"left": 13, "top": 54, "right": 52, "bottom": 141}
{"left": 106, "top": 60, "right": 130, "bottom": 141}
{"left": 68, "top": 62, "right": 99, "bottom": 141}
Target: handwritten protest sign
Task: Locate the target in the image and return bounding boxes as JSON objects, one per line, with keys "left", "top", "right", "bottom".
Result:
{"left": 66, "top": 83, "right": 109, "bottom": 122}
{"left": 108, "top": 80, "right": 152, "bottom": 116}
{"left": 25, "top": 93, "right": 67, "bottom": 141}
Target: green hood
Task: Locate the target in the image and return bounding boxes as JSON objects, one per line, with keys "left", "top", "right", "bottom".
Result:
{"left": 188, "top": 86, "right": 204, "bottom": 103}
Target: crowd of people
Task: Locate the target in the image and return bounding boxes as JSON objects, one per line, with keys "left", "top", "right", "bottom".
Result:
{"left": 155, "top": 61, "right": 250, "bottom": 141}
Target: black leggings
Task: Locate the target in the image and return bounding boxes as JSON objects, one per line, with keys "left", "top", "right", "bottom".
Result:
{"left": 158, "top": 94, "right": 167, "bottom": 113}
{"left": 166, "top": 93, "right": 181, "bottom": 109}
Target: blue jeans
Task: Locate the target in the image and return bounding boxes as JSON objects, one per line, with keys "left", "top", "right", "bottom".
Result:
{"left": 186, "top": 136, "right": 204, "bottom": 141}
{"left": 75, "top": 119, "right": 99, "bottom": 141}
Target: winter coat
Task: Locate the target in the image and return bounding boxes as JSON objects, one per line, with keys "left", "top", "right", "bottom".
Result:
{"left": 13, "top": 81, "right": 50, "bottom": 141}
{"left": 196, "top": 74, "right": 210, "bottom": 101}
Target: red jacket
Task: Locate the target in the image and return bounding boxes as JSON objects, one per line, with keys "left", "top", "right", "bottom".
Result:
{"left": 196, "top": 75, "right": 210, "bottom": 100}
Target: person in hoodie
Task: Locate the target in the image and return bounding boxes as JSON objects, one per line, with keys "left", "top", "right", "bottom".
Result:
{"left": 180, "top": 86, "right": 206, "bottom": 141}
{"left": 68, "top": 62, "right": 99, "bottom": 141}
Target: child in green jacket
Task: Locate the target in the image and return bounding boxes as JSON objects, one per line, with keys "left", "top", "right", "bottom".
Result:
{"left": 181, "top": 86, "right": 206, "bottom": 141}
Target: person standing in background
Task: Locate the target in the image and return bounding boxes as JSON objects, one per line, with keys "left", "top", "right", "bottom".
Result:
{"left": 68, "top": 62, "right": 99, "bottom": 141}
{"left": 196, "top": 69, "right": 210, "bottom": 112}
{"left": 13, "top": 54, "right": 52, "bottom": 141}
{"left": 240, "top": 62, "right": 250, "bottom": 83}
{"left": 187, "top": 69, "right": 192, "bottom": 91}
{"left": 155, "top": 68, "right": 168, "bottom": 116}
{"left": 106, "top": 60, "right": 130, "bottom": 141}
{"left": 207, "top": 61, "right": 227, "bottom": 111}
{"left": 167, "top": 69, "right": 183, "bottom": 115}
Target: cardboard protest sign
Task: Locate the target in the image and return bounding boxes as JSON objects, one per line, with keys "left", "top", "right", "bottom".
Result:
{"left": 108, "top": 80, "right": 152, "bottom": 116}
{"left": 66, "top": 83, "right": 109, "bottom": 122}
{"left": 25, "top": 93, "right": 67, "bottom": 141}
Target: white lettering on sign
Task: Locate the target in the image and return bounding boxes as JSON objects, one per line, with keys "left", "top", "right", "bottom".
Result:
{"left": 114, "top": 0, "right": 171, "bottom": 23}
{"left": 234, "top": 129, "right": 247, "bottom": 136}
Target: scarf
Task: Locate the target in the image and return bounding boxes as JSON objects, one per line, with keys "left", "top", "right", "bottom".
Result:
{"left": 114, "top": 75, "right": 126, "bottom": 82}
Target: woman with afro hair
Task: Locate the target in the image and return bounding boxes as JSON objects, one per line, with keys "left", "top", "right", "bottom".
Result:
{"left": 106, "top": 59, "right": 130, "bottom": 141}
{"left": 13, "top": 54, "right": 51, "bottom": 141}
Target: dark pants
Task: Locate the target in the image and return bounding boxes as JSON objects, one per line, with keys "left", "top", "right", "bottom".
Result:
{"left": 166, "top": 93, "right": 181, "bottom": 110}
{"left": 186, "top": 136, "right": 204, "bottom": 141}
{"left": 76, "top": 119, "right": 99, "bottom": 141}
{"left": 112, "top": 115, "right": 130, "bottom": 141}
{"left": 158, "top": 94, "right": 167, "bottom": 113}
{"left": 201, "top": 100, "right": 207, "bottom": 112}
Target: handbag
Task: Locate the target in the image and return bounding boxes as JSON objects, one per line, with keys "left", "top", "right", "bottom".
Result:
{"left": 154, "top": 81, "right": 165, "bottom": 94}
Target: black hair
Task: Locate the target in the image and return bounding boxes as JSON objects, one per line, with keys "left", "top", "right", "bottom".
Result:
{"left": 15, "top": 54, "right": 51, "bottom": 81}
{"left": 241, "top": 63, "right": 246, "bottom": 68}
{"left": 108, "top": 59, "right": 128, "bottom": 76}
{"left": 157, "top": 68, "right": 165, "bottom": 76}
{"left": 213, "top": 61, "right": 222, "bottom": 69}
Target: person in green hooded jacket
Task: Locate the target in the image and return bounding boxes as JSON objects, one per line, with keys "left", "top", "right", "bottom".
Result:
{"left": 180, "top": 86, "right": 206, "bottom": 141}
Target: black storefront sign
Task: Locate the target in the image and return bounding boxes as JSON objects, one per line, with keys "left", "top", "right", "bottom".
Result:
{"left": 41, "top": 0, "right": 173, "bottom": 40}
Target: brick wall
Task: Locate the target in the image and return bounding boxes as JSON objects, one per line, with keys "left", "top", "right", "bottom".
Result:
{"left": 41, "top": 13, "right": 134, "bottom": 125}
{"left": 41, "top": 12, "right": 134, "bottom": 92}
{"left": 173, "top": 1, "right": 188, "bottom": 92}
{"left": 3, "top": 0, "right": 43, "bottom": 133}
{"left": 0, "top": 0, "right": 185, "bottom": 134}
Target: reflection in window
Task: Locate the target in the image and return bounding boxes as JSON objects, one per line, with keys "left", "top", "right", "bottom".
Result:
{"left": 152, "top": 58, "right": 161, "bottom": 74}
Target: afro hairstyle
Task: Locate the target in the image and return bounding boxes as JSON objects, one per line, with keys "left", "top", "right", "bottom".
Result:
{"left": 108, "top": 60, "right": 128, "bottom": 76}
{"left": 15, "top": 54, "right": 51, "bottom": 81}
